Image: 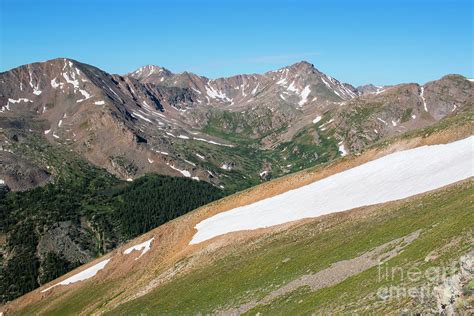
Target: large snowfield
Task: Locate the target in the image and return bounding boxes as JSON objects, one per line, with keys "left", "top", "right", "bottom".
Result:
{"left": 190, "top": 136, "right": 474, "bottom": 244}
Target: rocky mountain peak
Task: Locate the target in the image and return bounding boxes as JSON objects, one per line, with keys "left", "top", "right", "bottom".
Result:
{"left": 128, "top": 65, "right": 173, "bottom": 82}
{"left": 270, "top": 60, "right": 315, "bottom": 77}
{"left": 287, "top": 60, "right": 315, "bottom": 71}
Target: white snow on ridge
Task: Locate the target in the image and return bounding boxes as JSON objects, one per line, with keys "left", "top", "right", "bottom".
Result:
{"left": 420, "top": 86, "right": 428, "bottom": 112}
{"left": 193, "top": 137, "right": 234, "bottom": 147}
{"left": 276, "top": 78, "right": 287, "bottom": 86}
{"left": 205, "top": 84, "right": 229, "bottom": 101}
{"left": 8, "top": 98, "right": 32, "bottom": 104}
{"left": 132, "top": 111, "right": 153, "bottom": 123}
{"left": 251, "top": 83, "right": 259, "bottom": 95}
{"left": 287, "top": 81, "right": 298, "bottom": 93}
{"left": 298, "top": 85, "right": 311, "bottom": 106}
{"left": 320, "top": 77, "right": 331, "bottom": 89}
{"left": 1, "top": 98, "right": 32, "bottom": 112}
{"left": 375, "top": 87, "right": 385, "bottom": 95}
{"left": 167, "top": 163, "right": 191, "bottom": 177}
{"left": 191, "top": 87, "right": 202, "bottom": 95}
{"left": 377, "top": 117, "right": 388, "bottom": 125}
{"left": 318, "top": 118, "right": 334, "bottom": 130}
{"left": 123, "top": 237, "right": 154, "bottom": 260}
{"left": 312, "top": 116, "right": 322, "bottom": 124}
{"left": 28, "top": 66, "right": 42, "bottom": 95}
{"left": 338, "top": 141, "right": 348, "bottom": 156}
{"left": 190, "top": 137, "right": 474, "bottom": 244}
{"left": 51, "top": 77, "right": 62, "bottom": 89}
{"left": 220, "top": 163, "right": 232, "bottom": 171}
{"left": 76, "top": 89, "right": 92, "bottom": 103}
{"left": 0, "top": 104, "right": 9, "bottom": 113}
{"left": 41, "top": 259, "right": 111, "bottom": 292}
{"left": 62, "top": 72, "right": 79, "bottom": 90}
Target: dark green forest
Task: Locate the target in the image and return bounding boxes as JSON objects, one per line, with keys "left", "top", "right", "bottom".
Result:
{"left": 0, "top": 167, "right": 223, "bottom": 303}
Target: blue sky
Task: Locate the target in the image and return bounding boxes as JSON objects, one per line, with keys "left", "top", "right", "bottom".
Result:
{"left": 0, "top": 0, "right": 472, "bottom": 86}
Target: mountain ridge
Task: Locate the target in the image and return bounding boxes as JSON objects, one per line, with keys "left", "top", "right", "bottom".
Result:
{"left": 1, "top": 57, "right": 472, "bottom": 192}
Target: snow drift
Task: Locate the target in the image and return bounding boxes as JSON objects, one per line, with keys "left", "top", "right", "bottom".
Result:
{"left": 41, "top": 259, "right": 111, "bottom": 292}
{"left": 190, "top": 136, "right": 473, "bottom": 244}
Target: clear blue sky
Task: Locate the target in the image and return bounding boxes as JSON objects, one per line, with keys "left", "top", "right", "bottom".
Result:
{"left": 0, "top": 0, "right": 472, "bottom": 86}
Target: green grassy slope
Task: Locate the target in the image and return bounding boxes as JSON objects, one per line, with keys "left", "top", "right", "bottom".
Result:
{"left": 108, "top": 181, "right": 473, "bottom": 315}
{"left": 51, "top": 182, "right": 462, "bottom": 315}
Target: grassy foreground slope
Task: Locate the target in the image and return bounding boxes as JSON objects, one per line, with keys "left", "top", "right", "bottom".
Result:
{"left": 111, "top": 182, "right": 473, "bottom": 315}
{"left": 12, "top": 181, "right": 473, "bottom": 315}
{"left": 4, "top": 112, "right": 473, "bottom": 315}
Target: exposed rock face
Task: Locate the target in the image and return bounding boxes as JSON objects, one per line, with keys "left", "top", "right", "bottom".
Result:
{"left": 37, "top": 221, "right": 96, "bottom": 265}
{"left": 0, "top": 152, "right": 50, "bottom": 191}
{"left": 1, "top": 58, "right": 472, "bottom": 190}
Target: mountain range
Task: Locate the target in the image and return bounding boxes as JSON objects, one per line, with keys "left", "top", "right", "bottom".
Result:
{"left": 1, "top": 58, "right": 472, "bottom": 192}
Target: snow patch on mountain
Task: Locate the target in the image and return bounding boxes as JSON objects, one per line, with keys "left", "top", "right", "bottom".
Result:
{"left": 220, "top": 163, "right": 233, "bottom": 171}
{"left": 298, "top": 85, "right": 311, "bottom": 106}
{"left": 190, "top": 137, "right": 474, "bottom": 244}
{"left": 63, "top": 72, "right": 80, "bottom": 90}
{"left": 205, "top": 84, "right": 229, "bottom": 101}
{"left": 8, "top": 98, "right": 32, "bottom": 105}
{"left": 167, "top": 163, "right": 191, "bottom": 177}
{"left": 77, "top": 89, "right": 92, "bottom": 103}
{"left": 41, "top": 259, "right": 111, "bottom": 292}
{"left": 123, "top": 238, "right": 154, "bottom": 259}
{"left": 313, "top": 116, "right": 322, "bottom": 124}
{"left": 377, "top": 117, "right": 388, "bottom": 125}
{"left": 338, "top": 141, "right": 348, "bottom": 156}
{"left": 420, "top": 86, "right": 428, "bottom": 112}
{"left": 132, "top": 112, "right": 153, "bottom": 123}
{"left": 51, "top": 77, "right": 62, "bottom": 89}
{"left": 28, "top": 65, "right": 42, "bottom": 95}
{"left": 193, "top": 137, "right": 234, "bottom": 147}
